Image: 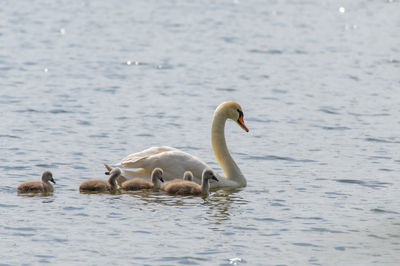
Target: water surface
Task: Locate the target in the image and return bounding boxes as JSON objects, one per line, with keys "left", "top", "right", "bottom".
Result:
{"left": 1, "top": 0, "right": 400, "bottom": 265}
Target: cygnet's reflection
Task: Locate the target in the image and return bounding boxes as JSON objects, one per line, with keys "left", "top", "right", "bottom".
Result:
{"left": 121, "top": 187, "right": 248, "bottom": 225}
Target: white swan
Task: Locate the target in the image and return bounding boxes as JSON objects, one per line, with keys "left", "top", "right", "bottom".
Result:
{"left": 105, "top": 101, "right": 249, "bottom": 189}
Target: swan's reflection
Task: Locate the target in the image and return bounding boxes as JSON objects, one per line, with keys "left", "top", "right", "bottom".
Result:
{"left": 202, "top": 189, "right": 249, "bottom": 226}
{"left": 120, "top": 188, "right": 249, "bottom": 226}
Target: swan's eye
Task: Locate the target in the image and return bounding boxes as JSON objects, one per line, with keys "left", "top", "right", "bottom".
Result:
{"left": 237, "top": 109, "right": 243, "bottom": 118}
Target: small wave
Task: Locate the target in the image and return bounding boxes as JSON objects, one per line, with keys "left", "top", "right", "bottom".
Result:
{"left": 35, "top": 163, "right": 58, "bottom": 168}
{"left": 292, "top": 242, "right": 320, "bottom": 247}
{"left": 335, "top": 179, "right": 391, "bottom": 189}
{"left": 365, "top": 137, "right": 400, "bottom": 144}
{"left": 336, "top": 179, "right": 364, "bottom": 185}
{"left": 319, "top": 126, "right": 350, "bottom": 131}
{"left": 4, "top": 226, "right": 39, "bottom": 232}
{"left": 324, "top": 191, "right": 349, "bottom": 196}
{"left": 368, "top": 155, "right": 392, "bottom": 160}
{"left": 135, "top": 133, "right": 155, "bottom": 137}
{"left": 248, "top": 49, "right": 283, "bottom": 54}
{"left": 387, "top": 58, "right": 400, "bottom": 64}
{"left": 347, "top": 75, "right": 360, "bottom": 81}
{"left": 231, "top": 226, "right": 257, "bottom": 231}
{"left": 244, "top": 154, "right": 316, "bottom": 163}
{"left": 131, "top": 230, "right": 151, "bottom": 234}
{"left": 0, "top": 203, "right": 18, "bottom": 208}
{"left": 368, "top": 234, "right": 387, "bottom": 239}
{"left": 318, "top": 107, "right": 340, "bottom": 115}
{"left": 49, "top": 109, "right": 70, "bottom": 114}
{"left": 155, "top": 256, "right": 209, "bottom": 263}
{"left": 348, "top": 112, "right": 390, "bottom": 117}
{"left": 88, "top": 133, "right": 108, "bottom": 138}
{"left": 0, "top": 134, "right": 21, "bottom": 139}
{"left": 370, "top": 208, "right": 399, "bottom": 214}
{"left": 0, "top": 165, "right": 30, "bottom": 171}
{"left": 36, "top": 254, "right": 56, "bottom": 259}
{"left": 305, "top": 227, "right": 345, "bottom": 234}
{"left": 335, "top": 246, "right": 346, "bottom": 251}
{"left": 216, "top": 88, "right": 236, "bottom": 92}
{"left": 294, "top": 49, "right": 308, "bottom": 54}
{"left": 293, "top": 216, "right": 323, "bottom": 220}
{"left": 63, "top": 206, "right": 84, "bottom": 211}
{"left": 379, "top": 168, "right": 393, "bottom": 172}
{"left": 15, "top": 108, "right": 42, "bottom": 113}
{"left": 72, "top": 165, "right": 88, "bottom": 170}
{"left": 252, "top": 217, "right": 282, "bottom": 222}
{"left": 77, "top": 120, "right": 91, "bottom": 126}
{"left": 94, "top": 87, "right": 119, "bottom": 94}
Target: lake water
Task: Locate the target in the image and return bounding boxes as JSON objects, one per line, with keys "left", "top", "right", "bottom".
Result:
{"left": 1, "top": 0, "right": 400, "bottom": 265}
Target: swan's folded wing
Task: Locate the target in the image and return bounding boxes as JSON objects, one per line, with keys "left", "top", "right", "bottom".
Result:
{"left": 120, "top": 149, "right": 212, "bottom": 182}
{"left": 119, "top": 146, "right": 177, "bottom": 167}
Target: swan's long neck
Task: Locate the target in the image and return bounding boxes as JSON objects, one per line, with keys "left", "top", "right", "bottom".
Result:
{"left": 211, "top": 110, "right": 246, "bottom": 187}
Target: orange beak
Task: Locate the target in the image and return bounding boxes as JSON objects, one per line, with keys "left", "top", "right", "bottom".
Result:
{"left": 238, "top": 115, "right": 249, "bottom": 132}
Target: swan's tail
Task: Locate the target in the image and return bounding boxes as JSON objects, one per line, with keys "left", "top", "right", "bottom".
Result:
{"left": 104, "top": 162, "right": 113, "bottom": 175}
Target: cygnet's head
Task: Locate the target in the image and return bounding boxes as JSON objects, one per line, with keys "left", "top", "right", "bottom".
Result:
{"left": 151, "top": 168, "right": 164, "bottom": 183}
{"left": 42, "top": 171, "right": 55, "bottom": 184}
{"left": 202, "top": 169, "right": 218, "bottom": 182}
{"left": 109, "top": 167, "right": 122, "bottom": 177}
{"left": 183, "top": 171, "right": 193, "bottom": 181}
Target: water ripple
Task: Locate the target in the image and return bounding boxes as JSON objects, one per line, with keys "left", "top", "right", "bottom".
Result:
{"left": 244, "top": 154, "right": 316, "bottom": 163}
{"left": 365, "top": 138, "right": 400, "bottom": 144}
{"left": 248, "top": 49, "right": 283, "bottom": 54}
{"left": 370, "top": 208, "right": 399, "bottom": 214}
{"left": 335, "top": 179, "right": 391, "bottom": 189}
{"left": 0, "top": 134, "right": 21, "bottom": 139}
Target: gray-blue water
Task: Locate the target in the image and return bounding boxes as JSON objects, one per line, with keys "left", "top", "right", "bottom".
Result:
{"left": 1, "top": 0, "right": 400, "bottom": 265}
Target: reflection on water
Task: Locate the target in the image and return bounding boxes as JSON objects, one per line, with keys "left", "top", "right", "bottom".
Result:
{"left": 93, "top": 188, "right": 250, "bottom": 227}
{"left": 202, "top": 189, "right": 249, "bottom": 226}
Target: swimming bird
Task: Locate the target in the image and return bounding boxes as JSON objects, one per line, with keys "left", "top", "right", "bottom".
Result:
{"left": 79, "top": 167, "right": 121, "bottom": 192}
{"left": 160, "top": 171, "right": 194, "bottom": 190}
{"left": 183, "top": 171, "right": 193, "bottom": 181}
{"left": 17, "top": 171, "right": 55, "bottom": 193}
{"left": 121, "top": 168, "right": 164, "bottom": 191}
{"left": 104, "top": 101, "right": 249, "bottom": 189}
{"left": 161, "top": 169, "right": 218, "bottom": 196}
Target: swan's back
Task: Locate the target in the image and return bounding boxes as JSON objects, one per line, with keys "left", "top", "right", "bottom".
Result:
{"left": 18, "top": 181, "right": 53, "bottom": 193}
{"left": 79, "top": 179, "right": 110, "bottom": 192}
{"left": 121, "top": 178, "right": 153, "bottom": 190}
{"left": 163, "top": 169, "right": 218, "bottom": 196}
{"left": 122, "top": 168, "right": 163, "bottom": 191}
{"left": 160, "top": 171, "right": 194, "bottom": 191}
{"left": 118, "top": 148, "right": 210, "bottom": 182}
{"left": 162, "top": 181, "right": 202, "bottom": 195}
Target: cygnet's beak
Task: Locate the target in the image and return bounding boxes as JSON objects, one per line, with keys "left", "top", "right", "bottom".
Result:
{"left": 51, "top": 178, "right": 56, "bottom": 184}
{"left": 105, "top": 171, "right": 110, "bottom": 175}
{"left": 212, "top": 175, "right": 219, "bottom": 182}
{"left": 160, "top": 177, "right": 164, "bottom": 182}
